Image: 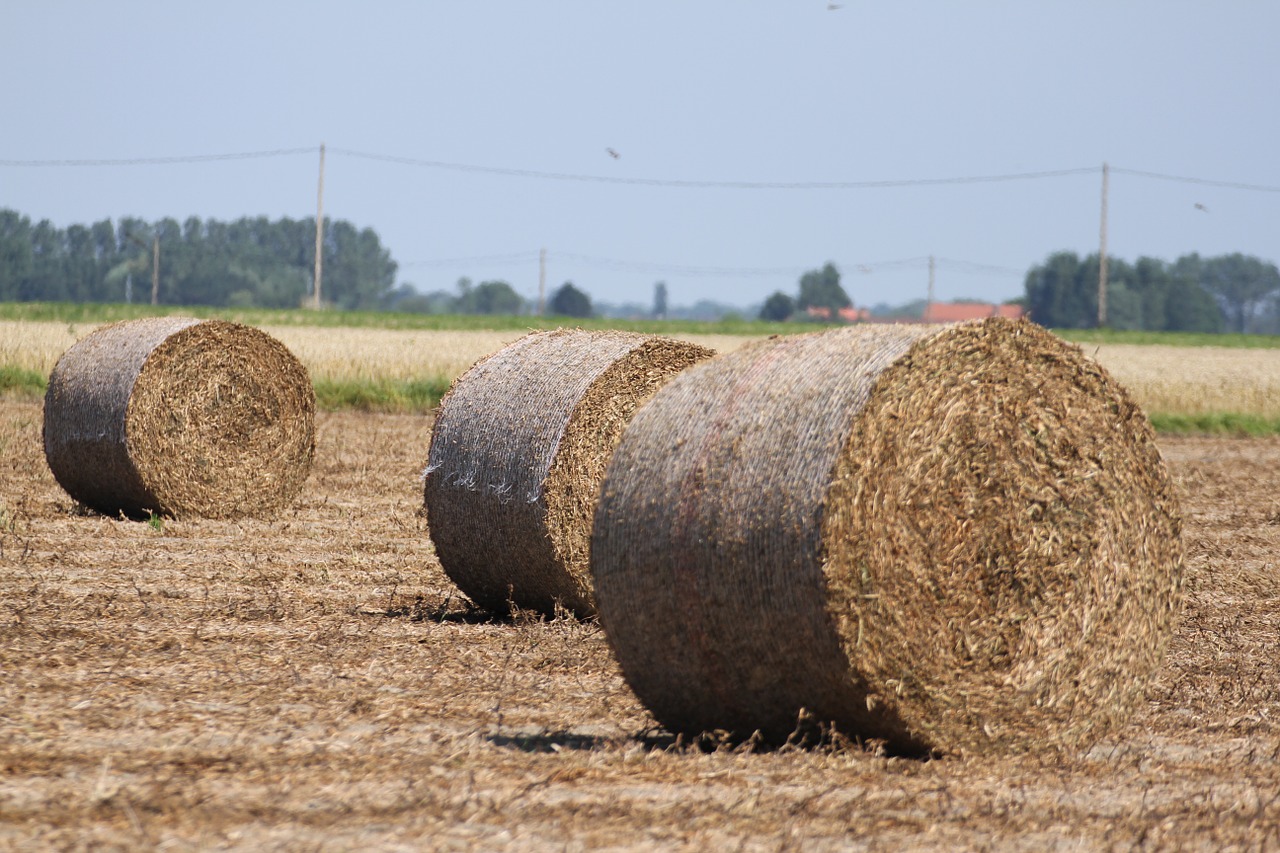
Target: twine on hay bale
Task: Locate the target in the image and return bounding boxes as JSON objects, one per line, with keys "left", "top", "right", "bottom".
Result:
{"left": 424, "top": 328, "right": 714, "bottom": 617}
{"left": 43, "top": 317, "right": 315, "bottom": 519}
{"left": 591, "top": 318, "right": 1184, "bottom": 756}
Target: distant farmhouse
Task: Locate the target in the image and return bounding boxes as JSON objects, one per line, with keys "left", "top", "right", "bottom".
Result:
{"left": 922, "top": 302, "right": 1025, "bottom": 323}
{"left": 806, "top": 301, "right": 1024, "bottom": 324}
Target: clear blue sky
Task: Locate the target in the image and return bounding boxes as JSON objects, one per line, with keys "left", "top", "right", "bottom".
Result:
{"left": 3, "top": 2, "right": 1277, "bottom": 311}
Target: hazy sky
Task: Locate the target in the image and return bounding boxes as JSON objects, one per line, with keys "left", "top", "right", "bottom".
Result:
{"left": 3, "top": 2, "right": 1278, "bottom": 311}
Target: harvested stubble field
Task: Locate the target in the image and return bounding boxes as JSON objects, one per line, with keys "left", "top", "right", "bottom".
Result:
{"left": 3, "top": 392, "right": 1280, "bottom": 850}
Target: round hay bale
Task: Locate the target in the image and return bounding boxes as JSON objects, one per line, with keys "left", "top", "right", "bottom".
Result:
{"left": 424, "top": 329, "right": 714, "bottom": 617}
{"left": 43, "top": 317, "right": 315, "bottom": 519}
{"left": 591, "top": 318, "right": 1184, "bottom": 756}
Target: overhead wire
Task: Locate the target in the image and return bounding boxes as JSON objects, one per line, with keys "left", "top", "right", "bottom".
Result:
{"left": 1109, "top": 167, "right": 1280, "bottom": 194}
{"left": 4, "top": 146, "right": 1278, "bottom": 196}
{"left": 400, "top": 251, "right": 1018, "bottom": 279}
{"left": 398, "top": 251, "right": 541, "bottom": 269}
{"left": 327, "top": 147, "right": 1099, "bottom": 189}
{"left": 3, "top": 145, "right": 1274, "bottom": 289}
{"left": 0, "top": 148, "right": 316, "bottom": 167}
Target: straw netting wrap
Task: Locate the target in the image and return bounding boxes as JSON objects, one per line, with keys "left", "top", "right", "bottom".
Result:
{"left": 591, "top": 318, "right": 1184, "bottom": 756}
{"left": 424, "top": 329, "right": 714, "bottom": 617}
{"left": 43, "top": 317, "right": 316, "bottom": 519}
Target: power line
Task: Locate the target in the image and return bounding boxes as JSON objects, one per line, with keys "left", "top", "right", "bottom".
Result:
{"left": 399, "top": 251, "right": 541, "bottom": 269}
{"left": 933, "top": 257, "right": 1026, "bottom": 276}
{"left": 846, "top": 256, "right": 932, "bottom": 272}
{"left": 551, "top": 252, "right": 807, "bottom": 277}
{"left": 1110, "top": 166, "right": 1280, "bottom": 194}
{"left": 6, "top": 146, "right": 1279, "bottom": 196}
{"left": 401, "top": 250, "right": 1022, "bottom": 279}
{"left": 0, "top": 147, "right": 317, "bottom": 167}
{"left": 329, "top": 147, "right": 1097, "bottom": 189}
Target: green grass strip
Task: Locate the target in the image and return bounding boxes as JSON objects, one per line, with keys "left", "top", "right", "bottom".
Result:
{"left": 1056, "top": 328, "right": 1280, "bottom": 349}
{"left": 0, "top": 301, "right": 797, "bottom": 337}
{"left": 6, "top": 302, "right": 1280, "bottom": 346}
{"left": 1147, "top": 412, "right": 1280, "bottom": 437}
{"left": 0, "top": 365, "right": 46, "bottom": 398}
{"left": 312, "top": 376, "right": 452, "bottom": 413}
{"left": 0, "top": 365, "right": 448, "bottom": 412}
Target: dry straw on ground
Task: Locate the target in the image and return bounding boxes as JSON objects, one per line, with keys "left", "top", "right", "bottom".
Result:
{"left": 2, "top": 395, "right": 1279, "bottom": 848}
{"left": 592, "top": 318, "right": 1185, "bottom": 756}
{"left": 42, "top": 317, "right": 315, "bottom": 519}
{"left": 424, "top": 328, "right": 713, "bottom": 616}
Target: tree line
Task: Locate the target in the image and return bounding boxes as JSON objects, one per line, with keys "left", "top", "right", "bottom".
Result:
{"left": 0, "top": 209, "right": 396, "bottom": 310}
{"left": 3, "top": 207, "right": 1278, "bottom": 332}
{"left": 384, "top": 278, "right": 595, "bottom": 318}
{"left": 1025, "top": 251, "right": 1280, "bottom": 334}
{"left": 0, "top": 207, "right": 602, "bottom": 318}
{"left": 758, "top": 262, "right": 854, "bottom": 321}
{"left": 757, "top": 254, "right": 1279, "bottom": 333}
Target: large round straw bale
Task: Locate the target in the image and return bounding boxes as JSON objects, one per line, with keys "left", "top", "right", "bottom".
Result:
{"left": 591, "top": 318, "right": 1184, "bottom": 756}
{"left": 424, "top": 329, "right": 714, "bottom": 617}
{"left": 43, "top": 317, "right": 315, "bottom": 519}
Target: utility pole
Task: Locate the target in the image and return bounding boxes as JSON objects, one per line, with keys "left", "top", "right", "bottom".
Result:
{"left": 123, "top": 230, "right": 157, "bottom": 303}
{"left": 150, "top": 235, "right": 160, "bottom": 305}
{"left": 538, "top": 247, "right": 547, "bottom": 316}
{"left": 1098, "top": 162, "right": 1109, "bottom": 328}
{"left": 926, "top": 255, "right": 936, "bottom": 323}
{"left": 313, "top": 143, "right": 326, "bottom": 310}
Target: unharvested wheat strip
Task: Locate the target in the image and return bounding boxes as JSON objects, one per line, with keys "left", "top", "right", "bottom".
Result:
{"left": 592, "top": 318, "right": 1184, "bottom": 756}
{"left": 43, "top": 317, "right": 315, "bottom": 518}
{"left": 424, "top": 329, "right": 713, "bottom": 616}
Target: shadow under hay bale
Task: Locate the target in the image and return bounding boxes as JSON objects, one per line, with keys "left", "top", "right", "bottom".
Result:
{"left": 591, "top": 318, "right": 1184, "bottom": 756}
{"left": 43, "top": 317, "right": 315, "bottom": 519}
{"left": 424, "top": 329, "right": 714, "bottom": 617}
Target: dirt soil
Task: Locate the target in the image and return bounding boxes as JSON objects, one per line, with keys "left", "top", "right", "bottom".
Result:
{"left": 2, "top": 397, "right": 1279, "bottom": 851}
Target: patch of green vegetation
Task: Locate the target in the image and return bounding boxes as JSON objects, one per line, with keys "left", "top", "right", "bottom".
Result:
{"left": 1058, "top": 328, "right": 1280, "bottom": 349}
{"left": 0, "top": 365, "right": 46, "bottom": 397}
{"left": 312, "top": 376, "right": 453, "bottom": 413}
{"left": 0, "top": 301, "right": 802, "bottom": 337}
{"left": 1148, "top": 412, "right": 1280, "bottom": 437}
{"left": 9, "top": 301, "right": 1280, "bottom": 345}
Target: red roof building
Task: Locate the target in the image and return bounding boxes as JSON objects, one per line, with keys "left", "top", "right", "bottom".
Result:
{"left": 922, "top": 302, "right": 1025, "bottom": 324}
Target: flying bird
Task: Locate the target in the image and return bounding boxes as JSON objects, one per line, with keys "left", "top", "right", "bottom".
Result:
{"left": 606, "top": 147, "right": 621, "bottom": 159}
{"left": 827, "top": 2, "right": 842, "bottom": 9}
{"left": 1194, "top": 202, "right": 1209, "bottom": 213}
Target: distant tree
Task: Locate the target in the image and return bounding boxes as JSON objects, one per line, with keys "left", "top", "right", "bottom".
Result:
{"left": 1185, "top": 253, "right": 1280, "bottom": 333}
{"left": 1025, "top": 250, "right": 1230, "bottom": 332}
{"left": 758, "top": 290, "right": 795, "bottom": 321}
{"left": 469, "top": 280, "right": 524, "bottom": 315}
{"left": 550, "top": 282, "right": 593, "bottom": 318}
{"left": 796, "top": 262, "right": 851, "bottom": 312}
{"left": 652, "top": 281, "right": 669, "bottom": 319}
{"left": 1163, "top": 274, "right": 1224, "bottom": 333}
{"left": 1025, "top": 251, "right": 1094, "bottom": 328}
{"left": 387, "top": 285, "right": 457, "bottom": 314}
{"left": 0, "top": 208, "right": 397, "bottom": 309}
{"left": 0, "top": 209, "right": 35, "bottom": 300}
{"left": 321, "top": 220, "right": 398, "bottom": 310}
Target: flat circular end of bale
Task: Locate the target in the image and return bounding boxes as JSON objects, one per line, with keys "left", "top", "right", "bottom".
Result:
{"left": 592, "top": 318, "right": 1183, "bottom": 755}
{"left": 425, "top": 329, "right": 713, "bottom": 617}
{"left": 43, "top": 318, "right": 315, "bottom": 519}
{"left": 822, "top": 318, "right": 1183, "bottom": 754}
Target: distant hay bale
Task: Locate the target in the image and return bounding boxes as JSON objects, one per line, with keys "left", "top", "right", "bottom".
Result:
{"left": 424, "top": 329, "right": 714, "bottom": 617}
{"left": 591, "top": 318, "right": 1184, "bottom": 756}
{"left": 43, "top": 317, "right": 315, "bottom": 519}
